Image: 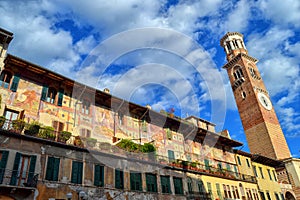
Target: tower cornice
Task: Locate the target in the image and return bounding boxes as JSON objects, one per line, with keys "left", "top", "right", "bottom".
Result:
{"left": 222, "top": 53, "right": 259, "bottom": 69}
{"left": 220, "top": 32, "right": 244, "bottom": 46}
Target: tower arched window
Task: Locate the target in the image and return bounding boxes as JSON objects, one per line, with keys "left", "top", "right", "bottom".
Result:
{"left": 233, "top": 67, "right": 244, "bottom": 80}
{"left": 81, "top": 99, "right": 90, "bottom": 115}
{"left": 0, "top": 70, "right": 12, "bottom": 88}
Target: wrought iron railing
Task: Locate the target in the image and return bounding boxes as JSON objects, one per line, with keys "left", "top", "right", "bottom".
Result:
{"left": 0, "top": 167, "right": 38, "bottom": 188}
{"left": 0, "top": 119, "right": 256, "bottom": 183}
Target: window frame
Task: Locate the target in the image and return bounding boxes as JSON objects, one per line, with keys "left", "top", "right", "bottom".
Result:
{"left": 146, "top": 173, "right": 157, "bottom": 193}
{"left": 71, "top": 160, "right": 83, "bottom": 184}
{"left": 173, "top": 177, "right": 184, "bottom": 195}
{"left": 130, "top": 171, "right": 142, "bottom": 191}
{"left": 45, "top": 156, "right": 60, "bottom": 181}
{"left": 160, "top": 175, "right": 171, "bottom": 194}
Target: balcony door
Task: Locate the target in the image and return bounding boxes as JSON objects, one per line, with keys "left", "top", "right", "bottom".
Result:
{"left": 3, "top": 109, "right": 19, "bottom": 130}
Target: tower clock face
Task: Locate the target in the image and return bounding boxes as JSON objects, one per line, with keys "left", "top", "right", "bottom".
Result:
{"left": 257, "top": 92, "right": 272, "bottom": 110}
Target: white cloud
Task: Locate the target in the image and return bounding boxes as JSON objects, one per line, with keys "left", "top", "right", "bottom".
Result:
{"left": 257, "top": 0, "right": 300, "bottom": 28}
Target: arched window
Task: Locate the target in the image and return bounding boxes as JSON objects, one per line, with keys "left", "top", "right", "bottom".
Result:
{"left": 233, "top": 66, "right": 244, "bottom": 80}
{"left": 0, "top": 70, "right": 12, "bottom": 88}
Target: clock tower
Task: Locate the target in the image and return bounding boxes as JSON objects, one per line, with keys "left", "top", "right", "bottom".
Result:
{"left": 220, "top": 32, "right": 291, "bottom": 160}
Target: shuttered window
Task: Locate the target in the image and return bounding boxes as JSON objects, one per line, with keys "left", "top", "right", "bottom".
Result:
{"left": 130, "top": 172, "right": 142, "bottom": 191}
{"left": 0, "top": 151, "right": 9, "bottom": 184}
{"left": 168, "top": 150, "right": 175, "bottom": 162}
{"left": 71, "top": 161, "right": 83, "bottom": 184}
{"left": 115, "top": 169, "right": 124, "bottom": 189}
{"left": 45, "top": 156, "right": 60, "bottom": 181}
{"left": 10, "top": 74, "right": 20, "bottom": 92}
{"left": 173, "top": 177, "right": 183, "bottom": 195}
{"left": 57, "top": 89, "right": 64, "bottom": 106}
{"left": 94, "top": 164, "right": 104, "bottom": 187}
{"left": 160, "top": 175, "right": 171, "bottom": 194}
{"left": 146, "top": 173, "right": 157, "bottom": 192}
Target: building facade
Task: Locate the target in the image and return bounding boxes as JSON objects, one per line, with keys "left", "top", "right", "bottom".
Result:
{"left": 0, "top": 28, "right": 293, "bottom": 200}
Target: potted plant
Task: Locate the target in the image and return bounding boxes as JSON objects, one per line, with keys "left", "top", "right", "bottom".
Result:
{"left": 24, "top": 121, "right": 41, "bottom": 136}
{"left": 38, "top": 126, "right": 55, "bottom": 140}
{"left": 58, "top": 131, "right": 72, "bottom": 143}
{"left": 12, "top": 119, "right": 25, "bottom": 133}
{"left": 86, "top": 137, "right": 97, "bottom": 147}
{"left": 0, "top": 116, "right": 6, "bottom": 129}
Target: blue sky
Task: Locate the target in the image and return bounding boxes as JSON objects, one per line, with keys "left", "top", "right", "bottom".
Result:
{"left": 0, "top": 0, "right": 299, "bottom": 157}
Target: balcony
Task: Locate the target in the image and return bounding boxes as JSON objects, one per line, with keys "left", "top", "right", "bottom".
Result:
{"left": 0, "top": 168, "right": 38, "bottom": 198}
{"left": 0, "top": 119, "right": 256, "bottom": 183}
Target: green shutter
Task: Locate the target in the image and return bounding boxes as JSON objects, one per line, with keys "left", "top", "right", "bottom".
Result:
{"left": 0, "top": 151, "right": 9, "bottom": 184}
{"left": 72, "top": 161, "right": 83, "bottom": 184}
{"left": 94, "top": 165, "right": 104, "bottom": 187}
{"left": 115, "top": 169, "right": 123, "bottom": 189}
{"left": 204, "top": 159, "right": 210, "bottom": 170}
{"left": 130, "top": 172, "right": 142, "bottom": 191}
{"left": 41, "top": 85, "right": 48, "bottom": 101}
{"left": 57, "top": 89, "right": 64, "bottom": 106}
{"left": 174, "top": 178, "right": 183, "bottom": 195}
{"left": 45, "top": 157, "right": 54, "bottom": 181}
{"left": 10, "top": 74, "right": 20, "bottom": 92}
{"left": 161, "top": 176, "right": 170, "bottom": 194}
{"left": 146, "top": 173, "right": 157, "bottom": 192}
{"left": 10, "top": 152, "right": 21, "bottom": 185}
{"left": 28, "top": 155, "right": 37, "bottom": 181}
{"left": 168, "top": 150, "right": 175, "bottom": 162}
{"left": 52, "top": 158, "right": 60, "bottom": 181}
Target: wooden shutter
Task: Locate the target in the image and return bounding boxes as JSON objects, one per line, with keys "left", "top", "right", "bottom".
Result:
{"left": 174, "top": 177, "right": 183, "bottom": 194}
{"left": 168, "top": 150, "right": 175, "bottom": 162}
{"left": 45, "top": 157, "right": 54, "bottom": 180}
{"left": 10, "top": 152, "right": 21, "bottom": 185}
{"left": 71, "top": 161, "right": 83, "bottom": 184}
{"left": 52, "top": 158, "right": 60, "bottom": 181}
{"left": 0, "top": 151, "right": 9, "bottom": 184}
{"left": 28, "top": 155, "right": 37, "bottom": 181}
{"left": 41, "top": 85, "right": 48, "bottom": 101}
{"left": 57, "top": 89, "right": 64, "bottom": 106}
{"left": 94, "top": 165, "right": 104, "bottom": 187}
{"left": 10, "top": 74, "right": 20, "bottom": 92}
{"left": 115, "top": 169, "right": 123, "bottom": 189}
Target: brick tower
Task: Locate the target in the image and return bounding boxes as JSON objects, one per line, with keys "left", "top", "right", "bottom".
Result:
{"left": 220, "top": 32, "right": 291, "bottom": 160}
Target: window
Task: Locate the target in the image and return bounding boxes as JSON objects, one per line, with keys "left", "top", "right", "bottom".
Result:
{"left": 130, "top": 172, "right": 142, "bottom": 191}
{"left": 45, "top": 156, "right": 60, "bottom": 181}
{"left": 115, "top": 169, "right": 124, "bottom": 189}
{"left": 253, "top": 166, "right": 258, "bottom": 177}
{"left": 259, "top": 167, "right": 264, "bottom": 179}
{"left": 80, "top": 128, "right": 91, "bottom": 138}
{"left": 160, "top": 175, "right": 171, "bottom": 194}
{"left": 266, "top": 191, "right": 271, "bottom": 200}
{"left": 273, "top": 170, "right": 278, "bottom": 181}
{"left": 227, "top": 185, "right": 232, "bottom": 198}
{"left": 217, "top": 162, "right": 222, "bottom": 171}
{"left": 246, "top": 158, "right": 251, "bottom": 168}
{"left": 81, "top": 99, "right": 91, "bottom": 115}
{"left": 187, "top": 177, "right": 193, "bottom": 193}
{"left": 233, "top": 67, "right": 244, "bottom": 80}
{"left": 232, "top": 186, "right": 237, "bottom": 199}
{"left": 235, "top": 186, "right": 240, "bottom": 199}
{"left": 168, "top": 150, "right": 175, "bottom": 162}
{"left": 207, "top": 182, "right": 213, "bottom": 199}
{"left": 94, "top": 164, "right": 104, "bottom": 187}
{"left": 223, "top": 184, "right": 228, "bottom": 198}
{"left": 204, "top": 159, "right": 210, "bottom": 170}
{"left": 267, "top": 169, "right": 272, "bottom": 181}
{"left": 71, "top": 161, "right": 83, "bottom": 184}
{"left": 41, "top": 86, "right": 64, "bottom": 106}
{"left": 216, "top": 183, "right": 222, "bottom": 200}
{"left": 226, "top": 163, "right": 231, "bottom": 171}
{"left": 142, "top": 120, "right": 147, "bottom": 132}
{"left": 0, "top": 151, "right": 9, "bottom": 184}
{"left": 260, "top": 192, "right": 266, "bottom": 200}
{"left": 173, "top": 177, "right": 183, "bottom": 195}
{"left": 118, "top": 112, "right": 123, "bottom": 125}
{"left": 198, "top": 180, "right": 204, "bottom": 193}
{"left": 146, "top": 173, "right": 157, "bottom": 192}
{"left": 10, "top": 153, "right": 36, "bottom": 186}
{"left": 0, "top": 70, "right": 12, "bottom": 89}
{"left": 53, "top": 121, "right": 64, "bottom": 138}
{"left": 3, "top": 109, "right": 19, "bottom": 130}
{"left": 237, "top": 156, "right": 241, "bottom": 165}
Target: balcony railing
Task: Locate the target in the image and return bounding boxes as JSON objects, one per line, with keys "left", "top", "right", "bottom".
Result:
{"left": 0, "top": 119, "right": 256, "bottom": 183}
{"left": 0, "top": 167, "right": 38, "bottom": 188}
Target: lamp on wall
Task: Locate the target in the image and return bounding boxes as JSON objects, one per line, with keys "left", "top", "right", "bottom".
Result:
{"left": 78, "top": 191, "right": 87, "bottom": 200}
{"left": 66, "top": 192, "right": 72, "bottom": 200}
